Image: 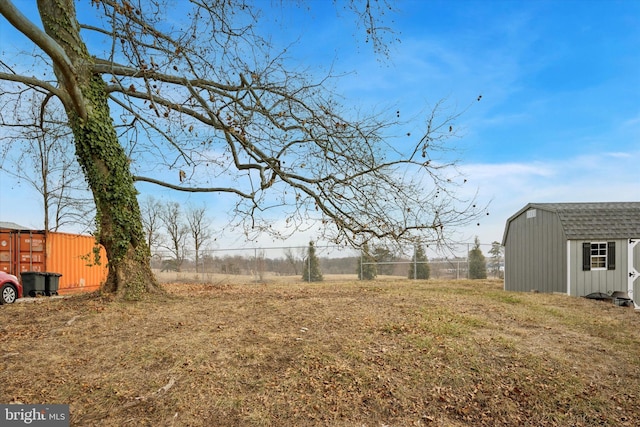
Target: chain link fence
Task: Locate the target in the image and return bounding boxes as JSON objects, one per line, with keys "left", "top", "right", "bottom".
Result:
{"left": 151, "top": 243, "right": 503, "bottom": 283}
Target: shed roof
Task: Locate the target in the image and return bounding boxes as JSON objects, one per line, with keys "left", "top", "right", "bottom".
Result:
{"left": 503, "top": 202, "right": 640, "bottom": 243}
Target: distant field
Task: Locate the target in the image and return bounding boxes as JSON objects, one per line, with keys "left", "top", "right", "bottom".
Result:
{"left": 1, "top": 279, "right": 638, "bottom": 426}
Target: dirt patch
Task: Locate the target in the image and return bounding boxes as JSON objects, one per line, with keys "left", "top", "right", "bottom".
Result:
{"left": 1, "top": 279, "right": 639, "bottom": 426}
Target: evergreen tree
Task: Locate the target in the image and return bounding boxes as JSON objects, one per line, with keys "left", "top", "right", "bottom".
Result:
{"left": 488, "top": 241, "right": 504, "bottom": 279}
{"left": 408, "top": 245, "right": 430, "bottom": 279}
{"left": 357, "top": 242, "right": 377, "bottom": 280}
{"left": 302, "top": 241, "right": 323, "bottom": 282}
{"left": 468, "top": 237, "right": 487, "bottom": 279}
{"left": 372, "top": 245, "right": 395, "bottom": 275}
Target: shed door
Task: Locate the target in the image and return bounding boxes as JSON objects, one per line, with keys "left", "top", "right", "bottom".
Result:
{"left": 629, "top": 239, "right": 640, "bottom": 310}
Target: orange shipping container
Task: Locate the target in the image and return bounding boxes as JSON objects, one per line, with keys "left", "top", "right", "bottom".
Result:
{"left": 0, "top": 227, "right": 107, "bottom": 295}
{"left": 46, "top": 232, "right": 108, "bottom": 294}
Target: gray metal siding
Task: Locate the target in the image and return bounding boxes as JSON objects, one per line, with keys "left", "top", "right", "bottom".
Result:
{"left": 634, "top": 241, "right": 640, "bottom": 304}
{"left": 569, "top": 239, "right": 633, "bottom": 296}
{"left": 504, "top": 208, "right": 566, "bottom": 293}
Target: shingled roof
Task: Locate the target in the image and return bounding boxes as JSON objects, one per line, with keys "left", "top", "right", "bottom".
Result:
{"left": 508, "top": 202, "right": 640, "bottom": 240}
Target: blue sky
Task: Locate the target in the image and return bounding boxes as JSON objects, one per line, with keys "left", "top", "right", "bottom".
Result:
{"left": 1, "top": 0, "right": 639, "bottom": 252}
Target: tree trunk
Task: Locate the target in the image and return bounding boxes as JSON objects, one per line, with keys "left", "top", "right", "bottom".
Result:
{"left": 38, "top": 0, "right": 162, "bottom": 299}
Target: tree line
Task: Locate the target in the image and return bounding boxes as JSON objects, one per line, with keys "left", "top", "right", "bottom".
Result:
{"left": 153, "top": 239, "right": 503, "bottom": 282}
{"left": 140, "top": 197, "right": 212, "bottom": 274}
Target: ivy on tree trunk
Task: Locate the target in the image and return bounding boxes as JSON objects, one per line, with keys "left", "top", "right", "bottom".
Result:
{"left": 39, "top": 0, "right": 161, "bottom": 299}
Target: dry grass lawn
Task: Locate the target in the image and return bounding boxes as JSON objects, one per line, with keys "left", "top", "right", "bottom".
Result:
{"left": 1, "top": 277, "right": 639, "bottom": 426}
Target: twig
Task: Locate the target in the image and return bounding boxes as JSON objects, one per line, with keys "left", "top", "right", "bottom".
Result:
{"left": 2, "top": 352, "right": 20, "bottom": 359}
{"left": 66, "top": 315, "right": 81, "bottom": 326}
{"left": 123, "top": 377, "right": 177, "bottom": 408}
{"left": 153, "top": 377, "right": 176, "bottom": 395}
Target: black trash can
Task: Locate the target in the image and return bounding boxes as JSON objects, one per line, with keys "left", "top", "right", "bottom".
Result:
{"left": 44, "top": 273, "right": 62, "bottom": 296}
{"left": 21, "top": 271, "right": 47, "bottom": 297}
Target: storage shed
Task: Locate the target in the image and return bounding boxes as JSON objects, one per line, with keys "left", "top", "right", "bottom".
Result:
{"left": 502, "top": 202, "right": 640, "bottom": 309}
{"left": 0, "top": 222, "right": 108, "bottom": 294}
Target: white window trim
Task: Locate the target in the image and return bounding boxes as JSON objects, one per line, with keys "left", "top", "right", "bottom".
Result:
{"left": 590, "top": 241, "right": 608, "bottom": 271}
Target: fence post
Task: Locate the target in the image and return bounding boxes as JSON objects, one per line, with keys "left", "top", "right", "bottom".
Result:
{"left": 413, "top": 245, "right": 417, "bottom": 280}
{"left": 467, "top": 243, "right": 470, "bottom": 279}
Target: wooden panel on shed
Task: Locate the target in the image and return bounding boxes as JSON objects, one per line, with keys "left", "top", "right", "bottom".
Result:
{"left": 45, "top": 232, "right": 107, "bottom": 294}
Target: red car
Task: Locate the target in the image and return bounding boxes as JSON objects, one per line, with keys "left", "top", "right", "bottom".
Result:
{"left": 0, "top": 271, "right": 22, "bottom": 304}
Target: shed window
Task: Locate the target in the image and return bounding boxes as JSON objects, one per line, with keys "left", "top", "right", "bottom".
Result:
{"left": 582, "top": 241, "right": 616, "bottom": 271}
{"left": 591, "top": 242, "right": 607, "bottom": 269}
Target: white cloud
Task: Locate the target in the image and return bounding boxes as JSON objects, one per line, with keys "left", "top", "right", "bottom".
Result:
{"left": 461, "top": 162, "right": 556, "bottom": 181}
{"left": 621, "top": 114, "right": 640, "bottom": 129}
{"left": 604, "top": 152, "right": 632, "bottom": 159}
{"left": 455, "top": 150, "right": 640, "bottom": 246}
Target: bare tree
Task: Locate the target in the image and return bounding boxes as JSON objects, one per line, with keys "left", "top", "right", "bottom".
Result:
{"left": 0, "top": 93, "right": 93, "bottom": 232}
{"left": 185, "top": 205, "right": 211, "bottom": 273}
{"left": 284, "top": 248, "right": 302, "bottom": 276}
{"left": 159, "top": 201, "right": 188, "bottom": 272}
{"left": 140, "top": 196, "right": 164, "bottom": 256}
{"left": 0, "top": 1, "right": 482, "bottom": 298}
{"left": 254, "top": 249, "right": 266, "bottom": 282}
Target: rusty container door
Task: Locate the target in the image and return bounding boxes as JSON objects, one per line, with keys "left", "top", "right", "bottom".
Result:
{"left": 46, "top": 232, "right": 108, "bottom": 294}
{"left": 0, "top": 229, "right": 46, "bottom": 274}
{"left": 0, "top": 230, "right": 13, "bottom": 273}
{"left": 18, "top": 231, "right": 46, "bottom": 272}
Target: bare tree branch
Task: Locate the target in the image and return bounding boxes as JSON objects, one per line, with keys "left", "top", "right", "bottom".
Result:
{"left": 0, "top": 0, "right": 87, "bottom": 118}
{"left": 0, "top": 72, "right": 68, "bottom": 103}
{"left": 1, "top": 0, "right": 484, "bottom": 268}
{"left": 133, "top": 175, "right": 254, "bottom": 199}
